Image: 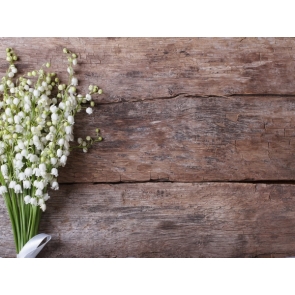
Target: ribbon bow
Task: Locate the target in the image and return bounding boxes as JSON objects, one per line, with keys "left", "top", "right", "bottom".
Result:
{"left": 17, "top": 233, "right": 51, "bottom": 258}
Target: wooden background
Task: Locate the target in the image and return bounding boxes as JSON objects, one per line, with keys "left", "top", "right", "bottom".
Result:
{"left": 1, "top": 38, "right": 295, "bottom": 257}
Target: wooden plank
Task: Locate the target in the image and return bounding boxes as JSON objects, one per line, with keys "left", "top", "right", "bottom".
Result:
{"left": 58, "top": 95, "right": 295, "bottom": 183}
{"left": 2, "top": 183, "right": 295, "bottom": 258}
{"left": 1, "top": 38, "right": 295, "bottom": 102}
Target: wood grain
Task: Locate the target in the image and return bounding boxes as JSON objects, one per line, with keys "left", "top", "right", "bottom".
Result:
{"left": 1, "top": 38, "right": 295, "bottom": 258}
{"left": 2, "top": 183, "right": 295, "bottom": 258}
{"left": 59, "top": 95, "right": 295, "bottom": 183}
{"left": 1, "top": 38, "right": 295, "bottom": 103}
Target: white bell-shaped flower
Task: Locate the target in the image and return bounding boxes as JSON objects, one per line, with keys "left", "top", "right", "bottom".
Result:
{"left": 67, "top": 115, "right": 74, "bottom": 125}
{"left": 35, "top": 189, "right": 43, "bottom": 196}
{"left": 9, "top": 181, "right": 16, "bottom": 189}
{"left": 51, "top": 158, "right": 57, "bottom": 165}
{"left": 51, "top": 168, "right": 58, "bottom": 177}
{"left": 33, "top": 89, "right": 40, "bottom": 97}
{"left": 30, "top": 198, "right": 37, "bottom": 206}
{"left": 71, "top": 77, "right": 78, "bottom": 86}
{"left": 43, "top": 193, "right": 50, "bottom": 201}
{"left": 33, "top": 167, "right": 41, "bottom": 177}
{"left": 65, "top": 126, "right": 72, "bottom": 134}
{"left": 23, "top": 180, "right": 31, "bottom": 189}
{"left": 14, "top": 184, "right": 22, "bottom": 193}
{"left": 57, "top": 149, "right": 63, "bottom": 157}
{"left": 39, "top": 163, "right": 46, "bottom": 172}
{"left": 24, "top": 195, "right": 31, "bottom": 204}
{"left": 18, "top": 172, "right": 25, "bottom": 181}
{"left": 24, "top": 167, "right": 33, "bottom": 177}
{"left": 0, "top": 186, "right": 8, "bottom": 194}
{"left": 1, "top": 164, "right": 8, "bottom": 176}
{"left": 51, "top": 181, "right": 59, "bottom": 190}
{"left": 60, "top": 155, "right": 67, "bottom": 166}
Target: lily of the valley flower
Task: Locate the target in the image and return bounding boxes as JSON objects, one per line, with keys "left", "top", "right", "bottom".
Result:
{"left": 0, "top": 47, "right": 103, "bottom": 254}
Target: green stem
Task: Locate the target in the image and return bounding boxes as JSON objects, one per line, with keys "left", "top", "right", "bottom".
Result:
{"left": 3, "top": 192, "right": 18, "bottom": 252}
{"left": 9, "top": 189, "right": 21, "bottom": 253}
{"left": 2, "top": 187, "right": 42, "bottom": 254}
{"left": 19, "top": 192, "right": 26, "bottom": 250}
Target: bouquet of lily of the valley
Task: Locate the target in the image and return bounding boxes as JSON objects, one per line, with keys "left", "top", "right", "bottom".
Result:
{"left": 0, "top": 48, "right": 102, "bottom": 256}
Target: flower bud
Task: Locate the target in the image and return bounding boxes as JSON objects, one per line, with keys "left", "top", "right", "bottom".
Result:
{"left": 86, "top": 107, "right": 93, "bottom": 114}
{"left": 11, "top": 67, "right": 17, "bottom": 73}
{"left": 71, "top": 77, "right": 78, "bottom": 86}
{"left": 68, "top": 86, "right": 76, "bottom": 93}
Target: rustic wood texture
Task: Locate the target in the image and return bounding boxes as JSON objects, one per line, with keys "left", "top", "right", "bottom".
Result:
{"left": 59, "top": 95, "right": 295, "bottom": 183}
{"left": 1, "top": 38, "right": 295, "bottom": 102}
{"left": 1, "top": 183, "right": 295, "bottom": 258}
{"left": 1, "top": 38, "right": 295, "bottom": 257}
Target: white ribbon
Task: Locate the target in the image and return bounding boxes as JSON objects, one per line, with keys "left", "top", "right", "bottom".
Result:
{"left": 17, "top": 233, "right": 51, "bottom": 258}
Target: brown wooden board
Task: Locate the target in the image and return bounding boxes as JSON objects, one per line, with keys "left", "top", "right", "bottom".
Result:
{"left": 59, "top": 95, "right": 295, "bottom": 183}
{"left": 1, "top": 38, "right": 295, "bottom": 102}
{"left": 1, "top": 183, "right": 295, "bottom": 258}
{"left": 1, "top": 38, "right": 295, "bottom": 258}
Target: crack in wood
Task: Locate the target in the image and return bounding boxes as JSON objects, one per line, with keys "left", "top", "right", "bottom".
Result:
{"left": 96, "top": 93, "right": 295, "bottom": 106}
{"left": 57, "top": 180, "right": 295, "bottom": 186}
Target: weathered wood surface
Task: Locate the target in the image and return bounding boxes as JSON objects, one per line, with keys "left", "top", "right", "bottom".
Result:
{"left": 1, "top": 183, "right": 295, "bottom": 258}
{"left": 1, "top": 38, "right": 295, "bottom": 102}
{"left": 1, "top": 38, "right": 295, "bottom": 257}
{"left": 59, "top": 95, "right": 295, "bottom": 182}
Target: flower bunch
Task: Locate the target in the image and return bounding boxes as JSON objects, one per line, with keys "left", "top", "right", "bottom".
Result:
{"left": 0, "top": 48, "right": 102, "bottom": 253}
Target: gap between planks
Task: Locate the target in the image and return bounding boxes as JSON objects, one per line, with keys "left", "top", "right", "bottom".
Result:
{"left": 59, "top": 180, "right": 295, "bottom": 186}
{"left": 97, "top": 93, "right": 295, "bottom": 105}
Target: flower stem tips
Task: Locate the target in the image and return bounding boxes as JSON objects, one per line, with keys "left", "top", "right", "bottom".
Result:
{"left": 0, "top": 47, "right": 103, "bottom": 253}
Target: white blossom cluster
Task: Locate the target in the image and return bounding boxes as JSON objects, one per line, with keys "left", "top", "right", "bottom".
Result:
{"left": 0, "top": 48, "right": 103, "bottom": 211}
